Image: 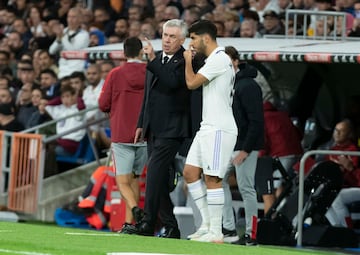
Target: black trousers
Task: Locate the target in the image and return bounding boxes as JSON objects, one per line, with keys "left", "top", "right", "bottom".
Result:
{"left": 144, "top": 135, "right": 183, "bottom": 229}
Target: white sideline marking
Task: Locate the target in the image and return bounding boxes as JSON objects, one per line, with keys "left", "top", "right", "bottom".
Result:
{"left": 107, "top": 254, "right": 189, "bottom": 255}
{"left": 0, "top": 230, "right": 13, "bottom": 233}
{"left": 0, "top": 249, "right": 52, "bottom": 255}
{"left": 65, "top": 232, "right": 118, "bottom": 236}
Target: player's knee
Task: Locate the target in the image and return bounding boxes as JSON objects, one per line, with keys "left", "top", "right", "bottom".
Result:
{"left": 183, "top": 165, "right": 200, "bottom": 183}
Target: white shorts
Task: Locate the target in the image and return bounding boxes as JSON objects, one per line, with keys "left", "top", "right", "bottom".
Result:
{"left": 185, "top": 130, "right": 236, "bottom": 178}
{"left": 111, "top": 142, "right": 147, "bottom": 176}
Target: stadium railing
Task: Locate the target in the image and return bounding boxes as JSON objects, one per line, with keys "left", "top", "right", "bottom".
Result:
{"left": 0, "top": 106, "right": 107, "bottom": 215}
{"left": 284, "top": 9, "right": 347, "bottom": 40}
{"left": 297, "top": 150, "right": 360, "bottom": 247}
{"left": 7, "top": 132, "right": 43, "bottom": 213}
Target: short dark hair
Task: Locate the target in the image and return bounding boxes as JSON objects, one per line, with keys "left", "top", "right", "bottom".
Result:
{"left": 0, "top": 50, "right": 10, "bottom": 60}
{"left": 123, "top": 37, "right": 143, "bottom": 58}
{"left": 70, "top": 71, "right": 86, "bottom": 81}
{"left": 225, "top": 46, "right": 239, "bottom": 61}
{"left": 188, "top": 20, "right": 217, "bottom": 40}
{"left": 60, "top": 84, "right": 76, "bottom": 95}
{"left": 40, "top": 68, "right": 57, "bottom": 79}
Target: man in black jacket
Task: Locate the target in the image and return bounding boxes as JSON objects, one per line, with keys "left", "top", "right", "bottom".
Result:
{"left": 134, "top": 19, "right": 191, "bottom": 238}
{"left": 223, "top": 46, "right": 264, "bottom": 245}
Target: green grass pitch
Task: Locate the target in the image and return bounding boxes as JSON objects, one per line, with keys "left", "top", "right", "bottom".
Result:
{"left": 0, "top": 222, "right": 351, "bottom": 255}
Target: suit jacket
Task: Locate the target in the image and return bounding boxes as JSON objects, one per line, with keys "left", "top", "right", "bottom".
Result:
{"left": 137, "top": 47, "right": 191, "bottom": 139}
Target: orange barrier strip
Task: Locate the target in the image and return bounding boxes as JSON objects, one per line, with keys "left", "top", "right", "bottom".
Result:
{"left": 8, "top": 133, "right": 42, "bottom": 213}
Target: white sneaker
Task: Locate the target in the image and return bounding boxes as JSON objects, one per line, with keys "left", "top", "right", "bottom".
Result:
{"left": 192, "top": 232, "right": 224, "bottom": 243}
{"left": 187, "top": 226, "right": 209, "bottom": 240}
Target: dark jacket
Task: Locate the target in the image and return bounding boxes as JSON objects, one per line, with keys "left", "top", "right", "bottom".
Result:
{"left": 137, "top": 47, "right": 191, "bottom": 139}
{"left": 232, "top": 63, "right": 264, "bottom": 152}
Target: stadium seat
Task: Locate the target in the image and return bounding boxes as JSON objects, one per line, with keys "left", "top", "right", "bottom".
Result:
{"left": 56, "top": 135, "right": 96, "bottom": 165}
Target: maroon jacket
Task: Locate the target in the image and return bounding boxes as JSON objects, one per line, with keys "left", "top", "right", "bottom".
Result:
{"left": 260, "top": 101, "right": 303, "bottom": 157}
{"left": 98, "top": 61, "right": 146, "bottom": 143}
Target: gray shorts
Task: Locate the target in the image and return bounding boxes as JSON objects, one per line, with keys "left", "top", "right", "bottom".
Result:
{"left": 111, "top": 142, "right": 147, "bottom": 176}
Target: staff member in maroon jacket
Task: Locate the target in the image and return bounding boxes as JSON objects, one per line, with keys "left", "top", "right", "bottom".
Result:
{"left": 98, "top": 37, "right": 147, "bottom": 234}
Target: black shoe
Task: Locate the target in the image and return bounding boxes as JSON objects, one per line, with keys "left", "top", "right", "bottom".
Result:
{"left": 222, "top": 228, "right": 239, "bottom": 243}
{"left": 135, "top": 221, "right": 154, "bottom": 236}
{"left": 159, "top": 227, "right": 180, "bottom": 239}
{"left": 234, "top": 234, "right": 258, "bottom": 246}
{"left": 118, "top": 223, "right": 138, "bottom": 234}
{"left": 132, "top": 206, "right": 144, "bottom": 224}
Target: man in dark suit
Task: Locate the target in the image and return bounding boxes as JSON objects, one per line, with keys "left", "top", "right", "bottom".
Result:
{"left": 134, "top": 19, "right": 191, "bottom": 238}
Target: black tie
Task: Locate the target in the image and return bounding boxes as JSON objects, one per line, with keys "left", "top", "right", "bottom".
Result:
{"left": 163, "top": 56, "right": 169, "bottom": 64}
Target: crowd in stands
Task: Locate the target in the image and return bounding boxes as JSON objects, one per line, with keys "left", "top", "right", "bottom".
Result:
{"left": 0, "top": 0, "right": 358, "bottom": 131}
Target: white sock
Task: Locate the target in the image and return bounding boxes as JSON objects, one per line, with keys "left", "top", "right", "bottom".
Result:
{"left": 207, "top": 188, "right": 224, "bottom": 236}
{"left": 187, "top": 179, "right": 209, "bottom": 228}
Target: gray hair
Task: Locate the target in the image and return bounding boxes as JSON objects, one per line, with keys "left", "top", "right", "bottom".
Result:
{"left": 163, "top": 19, "right": 188, "bottom": 39}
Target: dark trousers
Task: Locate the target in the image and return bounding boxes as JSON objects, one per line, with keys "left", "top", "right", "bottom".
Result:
{"left": 144, "top": 135, "right": 182, "bottom": 229}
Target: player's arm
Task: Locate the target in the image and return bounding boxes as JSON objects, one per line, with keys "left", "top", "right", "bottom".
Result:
{"left": 184, "top": 49, "right": 207, "bottom": 90}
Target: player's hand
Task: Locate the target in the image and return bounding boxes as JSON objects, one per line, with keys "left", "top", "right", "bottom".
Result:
{"left": 183, "top": 48, "right": 193, "bottom": 63}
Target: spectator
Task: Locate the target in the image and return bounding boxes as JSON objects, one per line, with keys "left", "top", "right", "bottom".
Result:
{"left": 113, "top": 18, "right": 129, "bottom": 43}
{"left": 39, "top": 69, "right": 60, "bottom": 100}
{"left": 69, "top": 71, "right": 86, "bottom": 97}
{"left": 45, "top": 84, "right": 86, "bottom": 157}
{"left": 0, "top": 50, "right": 11, "bottom": 72}
{"left": 0, "top": 76, "right": 10, "bottom": 89}
{"left": 89, "top": 29, "right": 106, "bottom": 47}
{"left": 16, "top": 82, "right": 38, "bottom": 128}
{"left": 49, "top": 7, "right": 90, "bottom": 78}
{"left": 213, "top": 20, "right": 226, "bottom": 37}
{"left": 0, "top": 102, "right": 23, "bottom": 131}
{"left": 80, "top": 8, "right": 94, "bottom": 31}
{"left": 163, "top": 5, "right": 181, "bottom": 20}
{"left": 83, "top": 63, "right": 104, "bottom": 121}
{"left": 38, "top": 50, "right": 59, "bottom": 75}
{"left": 154, "top": 4, "right": 167, "bottom": 23}
{"left": 98, "top": 37, "right": 147, "bottom": 234}
{"left": 3, "top": 7, "right": 17, "bottom": 35}
{"left": 182, "top": 6, "right": 201, "bottom": 27}
{"left": 107, "top": 34, "right": 122, "bottom": 44}
{"left": 0, "top": 88, "right": 13, "bottom": 104}
{"left": 12, "top": 18, "right": 33, "bottom": 48}
{"left": 100, "top": 61, "right": 115, "bottom": 80}
{"left": 278, "top": 0, "right": 294, "bottom": 13}
{"left": 315, "top": 17, "right": 333, "bottom": 37}
{"left": 128, "top": 5, "right": 143, "bottom": 23}
{"left": 27, "top": 6, "right": 46, "bottom": 38}
{"left": 322, "top": 120, "right": 360, "bottom": 228}
{"left": 128, "top": 21, "right": 142, "bottom": 38}
{"left": 52, "top": 0, "right": 76, "bottom": 26}
{"left": 93, "top": 6, "right": 115, "bottom": 37}
{"left": 240, "top": 19, "right": 262, "bottom": 37}
{"left": 139, "top": 22, "right": 156, "bottom": 40}
{"left": 259, "top": 10, "right": 285, "bottom": 36}
{"left": 326, "top": 187, "right": 360, "bottom": 228}
{"left": 349, "top": 1, "right": 360, "bottom": 36}
{"left": 223, "top": 10, "right": 241, "bottom": 37}
{"left": 325, "top": 119, "right": 359, "bottom": 182}
{"left": 253, "top": 0, "right": 280, "bottom": 23}
{"left": 26, "top": 87, "right": 52, "bottom": 130}
{"left": 7, "top": 31, "right": 27, "bottom": 60}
